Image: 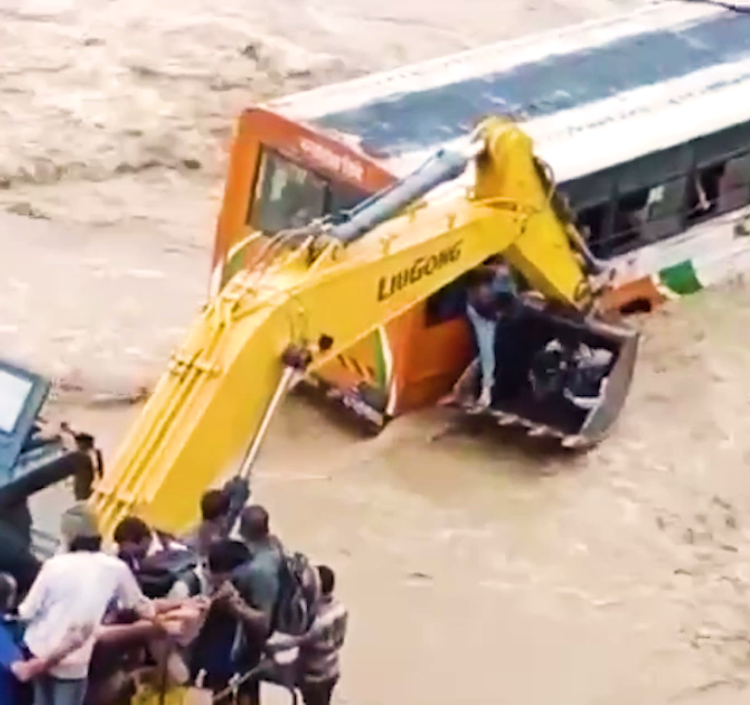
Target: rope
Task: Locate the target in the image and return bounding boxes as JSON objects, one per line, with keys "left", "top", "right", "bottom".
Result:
{"left": 210, "top": 659, "right": 297, "bottom": 704}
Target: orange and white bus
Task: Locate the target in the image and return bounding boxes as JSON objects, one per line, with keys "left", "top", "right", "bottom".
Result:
{"left": 210, "top": 0, "right": 750, "bottom": 428}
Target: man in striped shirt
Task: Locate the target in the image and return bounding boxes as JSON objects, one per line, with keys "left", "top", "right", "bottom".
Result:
{"left": 268, "top": 565, "right": 348, "bottom": 705}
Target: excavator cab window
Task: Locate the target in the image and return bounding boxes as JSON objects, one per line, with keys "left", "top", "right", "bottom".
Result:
{"left": 425, "top": 262, "right": 527, "bottom": 328}
{"left": 425, "top": 273, "right": 471, "bottom": 326}
{"left": 0, "top": 361, "right": 49, "bottom": 481}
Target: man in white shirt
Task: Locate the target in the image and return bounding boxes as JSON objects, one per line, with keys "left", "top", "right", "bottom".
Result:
{"left": 19, "top": 503, "right": 154, "bottom": 705}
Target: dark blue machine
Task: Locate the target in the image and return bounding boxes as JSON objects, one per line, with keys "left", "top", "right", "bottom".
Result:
{"left": 0, "top": 359, "right": 99, "bottom": 593}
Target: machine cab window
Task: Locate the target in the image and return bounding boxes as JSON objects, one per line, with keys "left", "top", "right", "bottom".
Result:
{"left": 0, "top": 361, "right": 49, "bottom": 481}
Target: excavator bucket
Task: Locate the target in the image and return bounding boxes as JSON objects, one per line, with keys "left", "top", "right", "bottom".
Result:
{"left": 448, "top": 302, "right": 638, "bottom": 448}
{"left": 567, "top": 316, "right": 639, "bottom": 448}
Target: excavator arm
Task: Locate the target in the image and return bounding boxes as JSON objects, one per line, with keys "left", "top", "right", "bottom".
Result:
{"left": 91, "top": 118, "right": 632, "bottom": 536}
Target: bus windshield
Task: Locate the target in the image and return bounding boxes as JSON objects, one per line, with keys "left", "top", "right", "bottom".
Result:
{"left": 249, "top": 149, "right": 365, "bottom": 235}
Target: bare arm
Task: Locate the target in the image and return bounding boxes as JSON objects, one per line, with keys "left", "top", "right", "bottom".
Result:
{"left": 222, "top": 476, "right": 250, "bottom": 533}
{"left": 96, "top": 620, "right": 163, "bottom": 644}
{"left": 267, "top": 622, "right": 322, "bottom": 652}
{"left": 11, "top": 624, "right": 94, "bottom": 682}
{"left": 152, "top": 597, "right": 188, "bottom": 614}
{"left": 228, "top": 597, "right": 269, "bottom": 634}
{"left": 269, "top": 606, "right": 348, "bottom": 653}
{"left": 266, "top": 632, "right": 304, "bottom": 651}
{"left": 215, "top": 584, "right": 270, "bottom": 636}
{"left": 115, "top": 562, "right": 155, "bottom": 620}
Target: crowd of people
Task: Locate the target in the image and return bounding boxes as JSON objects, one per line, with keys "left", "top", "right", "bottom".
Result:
{"left": 0, "top": 478, "right": 348, "bottom": 705}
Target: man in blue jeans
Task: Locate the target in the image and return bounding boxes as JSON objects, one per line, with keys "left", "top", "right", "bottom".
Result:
{"left": 465, "top": 257, "right": 518, "bottom": 408}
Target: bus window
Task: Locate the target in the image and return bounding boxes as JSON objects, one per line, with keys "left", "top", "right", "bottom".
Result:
{"left": 642, "top": 177, "right": 686, "bottom": 242}
{"left": 687, "top": 163, "right": 725, "bottom": 223}
{"left": 250, "top": 150, "right": 327, "bottom": 234}
{"left": 694, "top": 122, "right": 750, "bottom": 168}
{"left": 607, "top": 188, "right": 649, "bottom": 257}
{"left": 718, "top": 153, "right": 750, "bottom": 213}
{"left": 576, "top": 203, "right": 610, "bottom": 259}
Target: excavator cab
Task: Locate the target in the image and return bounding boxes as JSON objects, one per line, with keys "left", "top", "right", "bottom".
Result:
{"left": 0, "top": 358, "right": 100, "bottom": 585}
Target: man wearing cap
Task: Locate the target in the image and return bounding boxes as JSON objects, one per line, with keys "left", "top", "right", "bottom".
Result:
{"left": 18, "top": 503, "right": 155, "bottom": 705}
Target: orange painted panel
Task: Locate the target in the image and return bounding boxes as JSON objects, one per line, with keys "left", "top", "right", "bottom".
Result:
{"left": 600, "top": 277, "right": 666, "bottom": 313}
{"left": 389, "top": 305, "right": 474, "bottom": 412}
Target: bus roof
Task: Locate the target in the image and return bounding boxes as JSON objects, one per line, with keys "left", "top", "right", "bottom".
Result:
{"left": 268, "top": 1, "right": 750, "bottom": 183}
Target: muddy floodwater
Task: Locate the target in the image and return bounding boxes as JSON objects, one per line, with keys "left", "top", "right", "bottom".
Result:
{"left": 4, "top": 0, "right": 750, "bottom": 702}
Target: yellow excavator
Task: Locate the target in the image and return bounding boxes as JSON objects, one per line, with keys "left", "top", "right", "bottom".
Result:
{"left": 90, "top": 117, "right": 638, "bottom": 538}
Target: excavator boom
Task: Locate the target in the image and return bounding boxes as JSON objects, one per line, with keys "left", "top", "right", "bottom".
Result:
{"left": 91, "top": 119, "right": 634, "bottom": 536}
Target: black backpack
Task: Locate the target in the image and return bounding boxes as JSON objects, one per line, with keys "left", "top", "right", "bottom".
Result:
{"left": 135, "top": 545, "right": 200, "bottom": 599}
{"left": 274, "top": 551, "right": 321, "bottom": 636}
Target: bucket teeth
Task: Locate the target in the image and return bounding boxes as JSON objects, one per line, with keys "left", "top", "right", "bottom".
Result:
{"left": 446, "top": 403, "right": 588, "bottom": 446}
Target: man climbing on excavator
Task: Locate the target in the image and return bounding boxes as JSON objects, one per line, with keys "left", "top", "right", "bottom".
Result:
{"left": 464, "top": 257, "right": 518, "bottom": 408}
